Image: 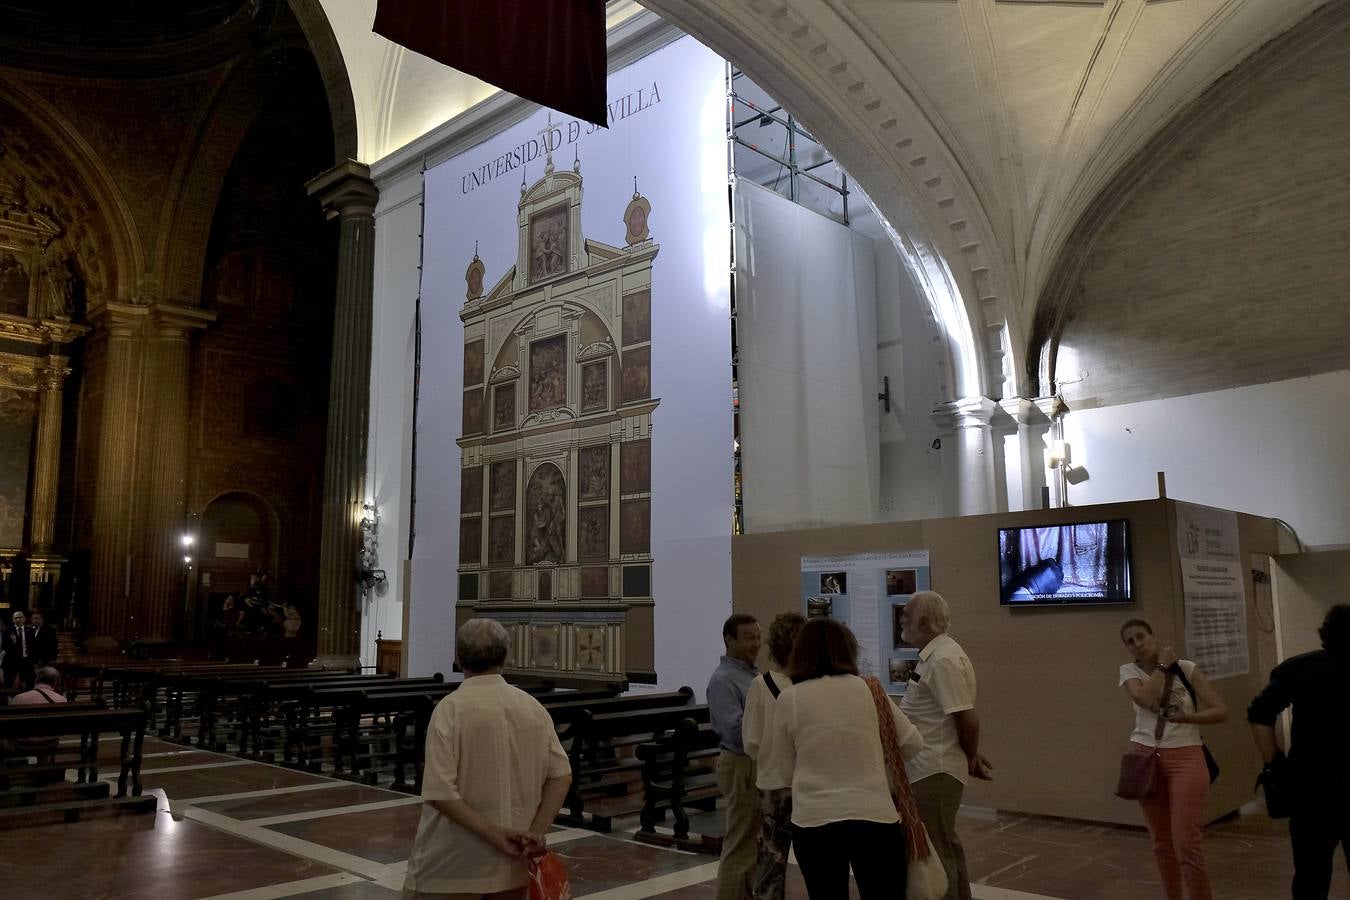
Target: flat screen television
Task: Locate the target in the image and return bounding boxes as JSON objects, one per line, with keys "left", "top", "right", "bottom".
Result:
{"left": 998, "top": 519, "right": 1132, "bottom": 606}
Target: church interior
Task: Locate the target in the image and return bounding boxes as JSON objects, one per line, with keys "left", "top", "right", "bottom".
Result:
{"left": 1, "top": 0, "right": 1348, "bottom": 898}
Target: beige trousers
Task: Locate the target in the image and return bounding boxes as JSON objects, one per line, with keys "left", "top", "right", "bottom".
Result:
{"left": 912, "top": 773, "right": 972, "bottom": 900}
{"left": 402, "top": 890, "right": 526, "bottom": 900}
{"left": 716, "top": 749, "right": 760, "bottom": 900}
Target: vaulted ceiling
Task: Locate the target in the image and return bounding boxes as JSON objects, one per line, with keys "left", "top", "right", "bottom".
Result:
{"left": 641, "top": 0, "right": 1327, "bottom": 396}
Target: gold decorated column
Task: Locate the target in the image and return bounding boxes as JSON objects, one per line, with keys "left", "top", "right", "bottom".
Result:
{"left": 89, "top": 303, "right": 149, "bottom": 645}
{"left": 29, "top": 355, "right": 71, "bottom": 552}
{"left": 307, "top": 160, "right": 378, "bottom": 668}
{"left": 138, "top": 305, "right": 215, "bottom": 641}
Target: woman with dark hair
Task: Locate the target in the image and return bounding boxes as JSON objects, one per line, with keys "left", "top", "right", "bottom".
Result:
{"left": 1119, "top": 618, "right": 1227, "bottom": 900}
{"left": 768, "top": 617, "right": 925, "bottom": 899}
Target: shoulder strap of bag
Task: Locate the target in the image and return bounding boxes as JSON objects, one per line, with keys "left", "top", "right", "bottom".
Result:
{"left": 39, "top": 686, "right": 58, "bottom": 703}
{"left": 862, "top": 675, "right": 930, "bottom": 862}
{"left": 1154, "top": 669, "right": 1177, "bottom": 741}
{"left": 764, "top": 672, "right": 781, "bottom": 699}
{"left": 1173, "top": 663, "right": 1200, "bottom": 710}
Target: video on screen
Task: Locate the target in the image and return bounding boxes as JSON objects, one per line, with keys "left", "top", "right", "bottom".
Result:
{"left": 998, "top": 520, "right": 1132, "bottom": 605}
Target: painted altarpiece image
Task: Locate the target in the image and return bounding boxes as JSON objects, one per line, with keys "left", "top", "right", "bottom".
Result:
{"left": 456, "top": 149, "right": 660, "bottom": 683}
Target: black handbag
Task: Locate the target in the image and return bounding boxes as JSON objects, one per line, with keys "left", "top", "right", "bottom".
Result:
{"left": 1173, "top": 665, "right": 1221, "bottom": 784}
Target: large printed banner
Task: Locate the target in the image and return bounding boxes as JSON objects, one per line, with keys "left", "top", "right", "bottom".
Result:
{"left": 800, "top": 550, "right": 931, "bottom": 695}
{"left": 413, "top": 37, "right": 732, "bottom": 693}
{"left": 1175, "top": 501, "right": 1248, "bottom": 679}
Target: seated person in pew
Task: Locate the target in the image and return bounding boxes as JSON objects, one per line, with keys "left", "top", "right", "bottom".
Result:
{"left": 404, "top": 619, "right": 572, "bottom": 900}
{"left": 3, "top": 666, "right": 69, "bottom": 785}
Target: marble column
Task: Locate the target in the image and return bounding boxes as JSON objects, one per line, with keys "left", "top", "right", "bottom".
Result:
{"left": 933, "top": 396, "right": 998, "bottom": 516}
{"left": 307, "top": 160, "right": 378, "bottom": 668}
{"left": 997, "top": 397, "right": 1054, "bottom": 512}
{"left": 89, "top": 303, "right": 149, "bottom": 645}
{"left": 138, "top": 305, "right": 215, "bottom": 641}
{"left": 29, "top": 355, "right": 71, "bottom": 552}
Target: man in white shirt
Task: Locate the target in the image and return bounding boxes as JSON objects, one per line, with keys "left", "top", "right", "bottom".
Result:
{"left": 403, "top": 619, "right": 573, "bottom": 900}
{"left": 899, "top": 591, "right": 992, "bottom": 900}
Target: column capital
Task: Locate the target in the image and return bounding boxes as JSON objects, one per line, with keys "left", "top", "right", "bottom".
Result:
{"left": 38, "top": 355, "right": 72, "bottom": 392}
{"left": 931, "top": 395, "right": 998, "bottom": 431}
{"left": 998, "top": 396, "right": 1054, "bottom": 427}
{"left": 149, "top": 302, "right": 216, "bottom": 338}
{"left": 307, "top": 159, "right": 378, "bottom": 219}
{"left": 90, "top": 301, "right": 151, "bottom": 337}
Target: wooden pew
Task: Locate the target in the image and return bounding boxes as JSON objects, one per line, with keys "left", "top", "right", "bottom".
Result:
{"left": 0, "top": 706, "right": 153, "bottom": 826}
{"left": 634, "top": 717, "right": 722, "bottom": 853}
{"left": 183, "top": 667, "right": 361, "bottom": 751}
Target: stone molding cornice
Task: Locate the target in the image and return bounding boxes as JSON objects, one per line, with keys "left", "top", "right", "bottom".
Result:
{"left": 1029, "top": 0, "right": 1350, "bottom": 395}
{"left": 308, "top": 159, "right": 378, "bottom": 218}
{"left": 932, "top": 395, "right": 998, "bottom": 431}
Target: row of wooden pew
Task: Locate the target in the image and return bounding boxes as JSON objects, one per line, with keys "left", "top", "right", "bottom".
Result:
{"left": 4, "top": 660, "right": 728, "bottom": 849}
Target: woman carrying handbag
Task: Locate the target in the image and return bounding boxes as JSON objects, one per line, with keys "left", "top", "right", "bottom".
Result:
{"left": 1118, "top": 619, "right": 1228, "bottom": 900}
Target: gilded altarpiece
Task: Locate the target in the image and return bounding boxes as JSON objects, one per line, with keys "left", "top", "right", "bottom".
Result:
{"left": 0, "top": 173, "right": 89, "bottom": 609}
{"left": 457, "top": 157, "right": 658, "bottom": 683}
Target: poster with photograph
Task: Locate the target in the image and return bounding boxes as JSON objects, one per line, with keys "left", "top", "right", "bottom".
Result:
{"left": 801, "top": 550, "right": 930, "bottom": 694}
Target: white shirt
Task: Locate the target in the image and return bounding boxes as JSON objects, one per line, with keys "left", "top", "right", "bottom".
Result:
{"left": 743, "top": 668, "right": 792, "bottom": 790}
{"left": 1119, "top": 660, "right": 1203, "bottom": 748}
{"left": 900, "top": 632, "right": 977, "bottom": 785}
{"left": 770, "top": 675, "right": 924, "bottom": 828}
{"left": 404, "top": 675, "right": 572, "bottom": 895}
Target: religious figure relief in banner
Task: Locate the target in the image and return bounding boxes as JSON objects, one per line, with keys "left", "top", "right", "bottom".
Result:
{"left": 456, "top": 149, "right": 659, "bottom": 681}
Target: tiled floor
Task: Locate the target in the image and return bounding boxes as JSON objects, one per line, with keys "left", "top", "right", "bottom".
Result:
{"left": 6, "top": 741, "right": 1346, "bottom": 899}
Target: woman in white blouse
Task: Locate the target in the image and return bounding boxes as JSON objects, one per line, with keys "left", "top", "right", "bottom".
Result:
{"left": 769, "top": 617, "right": 924, "bottom": 899}
{"left": 1119, "top": 618, "right": 1227, "bottom": 900}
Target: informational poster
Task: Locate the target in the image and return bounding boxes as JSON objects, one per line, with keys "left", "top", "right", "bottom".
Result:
{"left": 1175, "top": 502, "right": 1248, "bottom": 679}
{"left": 800, "top": 551, "right": 931, "bottom": 695}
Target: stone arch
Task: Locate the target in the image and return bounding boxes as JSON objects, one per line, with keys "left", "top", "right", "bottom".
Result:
{"left": 0, "top": 82, "right": 143, "bottom": 306}
{"left": 642, "top": 0, "right": 1020, "bottom": 399}
{"left": 285, "top": 0, "right": 359, "bottom": 163}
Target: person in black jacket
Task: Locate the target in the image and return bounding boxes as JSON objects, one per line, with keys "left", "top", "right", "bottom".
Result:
{"left": 1248, "top": 604, "right": 1350, "bottom": 899}
{"left": 2, "top": 609, "right": 35, "bottom": 688}
{"left": 29, "top": 611, "right": 58, "bottom": 666}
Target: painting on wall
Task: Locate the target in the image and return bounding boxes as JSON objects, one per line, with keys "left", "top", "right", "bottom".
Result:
{"left": 581, "top": 361, "right": 607, "bottom": 412}
{"left": 620, "top": 498, "right": 651, "bottom": 555}
{"left": 622, "top": 291, "right": 650, "bottom": 345}
{"left": 463, "top": 389, "right": 483, "bottom": 434}
{"left": 529, "top": 205, "right": 569, "bottom": 282}
{"left": 524, "top": 463, "right": 566, "bottom": 565}
{"left": 575, "top": 626, "right": 606, "bottom": 671}
{"left": 0, "top": 250, "right": 30, "bottom": 316}
{"left": 529, "top": 335, "right": 567, "bottom": 412}
{"left": 0, "top": 389, "right": 35, "bottom": 547}
{"left": 461, "top": 466, "right": 483, "bottom": 516}
{"left": 493, "top": 384, "right": 515, "bottom": 431}
{"left": 489, "top": 516, "right": 515, "bottom": 566}
{"left": 621, "top": 440, "right": 651, "bottom": 494}
{"left": 464, "top": 339, "right": 484, "bottom": 386}
{"left": 578, "top": 506, "right": 609, "bottom": 560}
{"left": 489, "top": 570, "right": 513, "bottom": 600}
{"left": 581, "top": 566, "right": 609, "bottom": 598}
{"left": 622, "top": 347, "right": 651, "bottom": 403}
{"left": 490, "top": 460, "right": 516, "bottom": 512}
{"left": 531, "top": 624, "right": 560, "bottom": 668}
{"left": 578, "top": 445, "right": 609, "bottom": 500}
{"left": 459, "top": 518, "right": 481, "bottom": 565}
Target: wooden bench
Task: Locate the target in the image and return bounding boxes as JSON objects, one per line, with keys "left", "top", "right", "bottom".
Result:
{"left": 634, "top": 717, "right": 722, "bottom": 853}
{"left": 0, "top": 706, "right": 152, "bottom": 826}
{"left": 281, "top": 678, "right": 453, "bottom": 775}
{"left": 183, "top": 667, "right": 360, "bottom": 751}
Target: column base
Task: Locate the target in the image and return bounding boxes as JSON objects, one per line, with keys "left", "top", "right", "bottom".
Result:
{"left": 309, "top": 653, "right": 361, "bottom": 672}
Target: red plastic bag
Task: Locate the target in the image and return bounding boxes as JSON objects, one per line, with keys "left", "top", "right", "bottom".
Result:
{"left": 527, "top": 850, "right": 573, "bottom": 900}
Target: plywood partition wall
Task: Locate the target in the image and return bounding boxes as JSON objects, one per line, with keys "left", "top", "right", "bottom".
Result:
{"left": 732, "top": 498, "right": 1282, "bottom": 825}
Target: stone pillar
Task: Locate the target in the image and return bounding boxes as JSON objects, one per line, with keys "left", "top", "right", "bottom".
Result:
{"left": 996, "top": 397, "right": 1054, "bottom": 512}
{"left": 29, "top": 355, "right": 71, "bottom": 552}
{"left": 138, "top": 305, "right": 215, "bottom": 641}
{"left": 933, "top": 396, "right": 998, "bottom": 516}
{"left": 307, "top": 160, "right": 378, "bottom": 668}
{"left": 89, "top": 303, "right": 149, "bottom": 645}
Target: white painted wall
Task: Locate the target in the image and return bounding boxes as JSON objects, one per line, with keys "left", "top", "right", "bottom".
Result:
{"left": 1061, "top": 370, "right": 1350, "bottom": 548}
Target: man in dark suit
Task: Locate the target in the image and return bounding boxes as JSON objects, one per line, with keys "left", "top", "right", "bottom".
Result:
{"left": 2, "top": 609, "right": 36, "bottom": 689}
{"left": 29, "top": 610, "right": 57, "bottom": 667}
